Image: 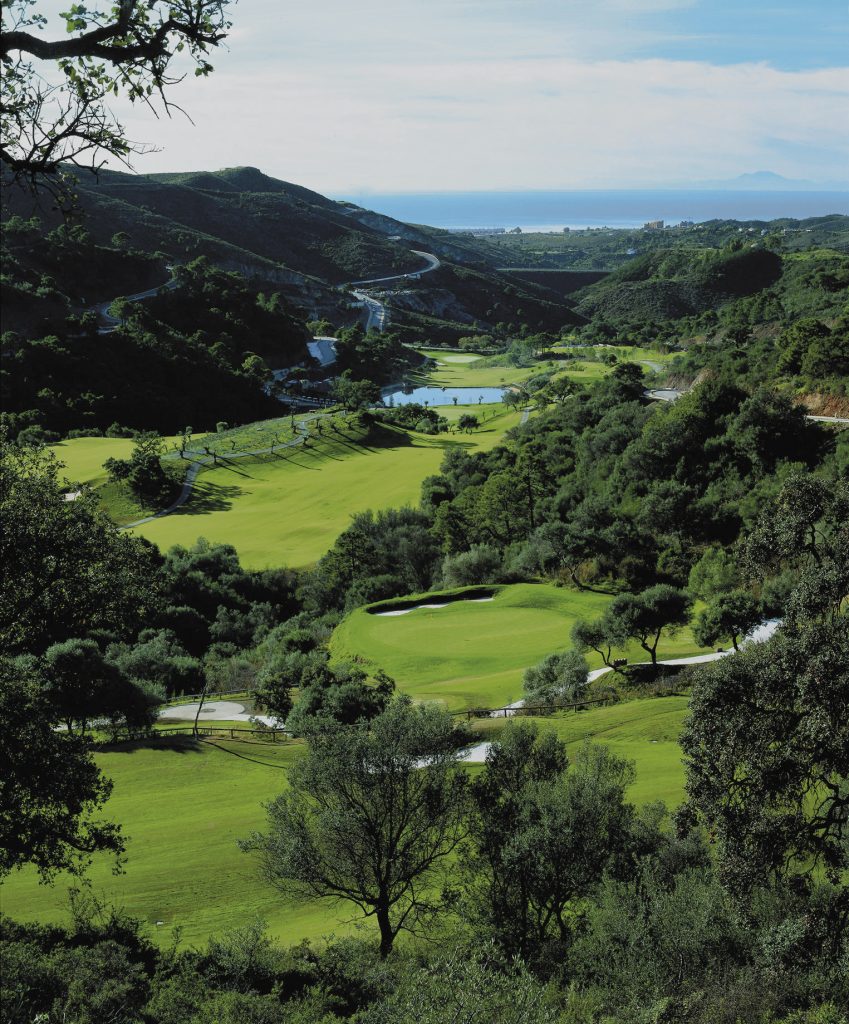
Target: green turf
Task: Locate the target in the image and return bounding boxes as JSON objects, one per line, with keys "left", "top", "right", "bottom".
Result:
{"left": 0, "top": 696, "right": 691, "bottom": 946}
{"left": 331, "top": 584, "right": 611, "bottom": 711}
{"left": 331, "top": 583, "right": 712, "bottom": 712}
{"left": 411, "top": 350, "right": 545, "bottom": 389}
{"left": 418, "top": 348, "right": 484, "bottom": 364}
{"left": 512, "top": 697, "right": 689, "bottom": 806}
{"left": 51, "top": 433, "right": 205, "bottom": 488}
{"left": 0, "top": 738, "right": 355, "bottom": 947}
{"left": 133, "top": 414, "right": 521, "bottom": 568}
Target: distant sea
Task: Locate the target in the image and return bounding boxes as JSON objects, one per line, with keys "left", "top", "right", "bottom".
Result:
{"left": 334, "top": 190, "right": 849, "bottom": 232}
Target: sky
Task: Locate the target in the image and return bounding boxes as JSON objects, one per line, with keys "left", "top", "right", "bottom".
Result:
{"left": 34, "top": 0, "right": 849, "bottom": 192}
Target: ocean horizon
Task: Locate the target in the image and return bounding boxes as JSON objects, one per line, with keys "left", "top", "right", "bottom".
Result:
{"left": 335, "top": 189, "right": 849, "bottom": 232}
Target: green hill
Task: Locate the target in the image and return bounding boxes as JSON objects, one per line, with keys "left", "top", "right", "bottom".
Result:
{"left": 575, "top": 247, "right": 783, "bottom": 322}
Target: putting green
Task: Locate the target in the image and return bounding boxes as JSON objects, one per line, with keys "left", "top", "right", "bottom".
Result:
{"left": 133, "top": 414, "right": 521, "bottom": 569}
{"left": 411, "top": 352, "right": 544, "bottom": 389}
{"left": 419, "top": 348, "right": 483, "bottom": 364}
{"left": 331, "top": 584, "right": 612, "bottom": 711}
{"left": 331, "top": 583, "right": 713, "bottom": 712}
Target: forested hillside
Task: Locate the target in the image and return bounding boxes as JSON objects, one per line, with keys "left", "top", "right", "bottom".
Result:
{"left": 574, "top": 239, "right": 849, "bottom": 396}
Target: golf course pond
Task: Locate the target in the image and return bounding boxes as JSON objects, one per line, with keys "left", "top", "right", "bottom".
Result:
{"left": 382, "top": 385, "right": 506, "bottom": 406}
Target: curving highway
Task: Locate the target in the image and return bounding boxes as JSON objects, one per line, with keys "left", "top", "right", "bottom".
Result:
{"left": 94, "top": 268, "right": 179, "bottom": 334}
{"left": 349, "top": 249, "right": 441, "bottom": 332}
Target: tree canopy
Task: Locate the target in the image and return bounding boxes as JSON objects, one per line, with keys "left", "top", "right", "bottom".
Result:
{"left": 0, "top": 438, "right": 161, "bottom": 655}
{"left": 1, "top": 0, "right": 232, "bottom": 191}
{"left": 242, "top": 699, "right": 470, "bottom": 958}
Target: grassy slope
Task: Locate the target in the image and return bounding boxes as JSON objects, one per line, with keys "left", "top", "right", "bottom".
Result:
{"left": 0, "top": 696, "right": 689, "bottom": 946}
{"left": 413, "top": 351, "right": 544, "bottom": 389}
{"left": 416, "top": 346, "right": 624, "bottom": 390}
{"left": 0, "top": 738, "right": 351, "bottom": 948}
{"left": 518, "top": 697, "right": 689, "bottom": 806}
{"left": 51, "top": 433, "right": 207, "bottom": 488}
{"left": 133, "top": 413, "right": 521, "bottom": 569}
{"left": 331, "top": 583, "right": 710, "bottom": 711}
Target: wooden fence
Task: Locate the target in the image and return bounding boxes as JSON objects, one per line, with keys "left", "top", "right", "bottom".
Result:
{"left": 100, "top": 724, "right": 290, "bottom": 747}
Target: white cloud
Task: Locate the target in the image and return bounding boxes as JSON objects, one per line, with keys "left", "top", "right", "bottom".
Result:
{"left": 107, "top": 57, "right": 849, "bottom": 191}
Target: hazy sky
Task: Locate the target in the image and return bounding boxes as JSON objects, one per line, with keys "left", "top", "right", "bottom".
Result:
{"left": 38, "top": 0, "right": 849, "bottom": 191}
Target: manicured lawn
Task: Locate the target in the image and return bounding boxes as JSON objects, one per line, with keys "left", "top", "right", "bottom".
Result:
{"left": 0, "top": 697, "right": 692, "bottom": 946}
{"left": 331, "top": 584, "right": 610, "bottom": 711}
{"left": 514, "top": 697, "right": 690, "bottom": 806}
{"left": 418, "top": 348, "right": 483, "bottom": 364}
{"left": 0, "top": 737, "right": 354, "bottom": 947}
{"left": 134, "top": 414, "right": 520, "bottom": 568}
{"left": 331, "top": 583, "right": 712, "bottom": 712}
{"left": 51, "top": 433, "right": 204, "bottom": 488}
{"left": 411, "top": 351, "right": 545, "bottom": 389}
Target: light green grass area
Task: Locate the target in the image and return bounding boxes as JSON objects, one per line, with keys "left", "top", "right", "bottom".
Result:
{"left": 512, "top": 697, "right": 689, "bottom": 806}
{"left": 0, "top": 697, "right": 691, "bottom": 946}
{"left": 133, "top": 414, "right": 520, "bottom": 569}
{"left": 334, "top": 584, "right": 604, "bottom": 711}
{"left": 412, "top": 351, "right": 544, "bottom": 389}
{"left": 415, "top": 345, "right": 626, "bottom": 392}
{"left": 0, "top": 738, "right": 354, "bottom": 948}
{"left": 179, "top": 417, "right": 303, "bottom": 458}
{"left": 418, "top": 349, "right": 483, "bottom": 364}
{"left": 331, "top": 583, "right": 712, "bottom": 712}
{"left": 551, "top": 362, "right": 610, "bottom": 385}
{"left": 51, "top": 433, "right": 205, "bottom": 488}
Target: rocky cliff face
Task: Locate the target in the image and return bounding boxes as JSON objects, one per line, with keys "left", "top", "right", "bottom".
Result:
{"left": 796, "top": 392, "right": 849, "bottom": 418}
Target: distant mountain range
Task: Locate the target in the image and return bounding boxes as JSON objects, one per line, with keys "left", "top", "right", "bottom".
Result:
{"left": 697, "top": 171, "right": 849, "bottom": 191}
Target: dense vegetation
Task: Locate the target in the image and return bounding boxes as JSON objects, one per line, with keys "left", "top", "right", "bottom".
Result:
{"left": 1, "top": 231, "right": 309, "bottom": 437}
{"left": 2, "top": 164, "right": 848, "bottom": 1022}
{"left": 568, "top": 235, "right": 849, "bottom": 398}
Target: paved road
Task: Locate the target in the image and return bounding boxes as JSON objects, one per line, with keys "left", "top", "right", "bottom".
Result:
{"left": 353, "top": 290, "right": 389, "bottom": 332}
{"left": 160, "top": 700, "right": 280, "bottom": 728}
{"left": 461, "top": 619, "right": 782, "bottom": 763}
{"left": 349, "top": 250, "right": 441, "bottom": 332}
{"left": 348, "top": 250, "right": 441, "bottom": 287}
{"left": 95, "top": 269, "right": 179, "bottom": 334}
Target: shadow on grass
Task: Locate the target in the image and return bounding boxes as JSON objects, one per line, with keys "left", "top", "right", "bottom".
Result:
{"left": 201, "top": 738, "right": 291, "bottom": 769}
{"left": 170, "top": 480, "right": 243, "bottom": 516}
{"left": 100, "top": 735, "right": 204, "bottom": 755}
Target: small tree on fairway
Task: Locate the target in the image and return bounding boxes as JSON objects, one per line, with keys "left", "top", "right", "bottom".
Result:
{"left": 606, "top": 585, "right": 693, "bottom": 666}
{"left": 693, "top": 590, "right": 762, "bottom": 652}
{"left": 241, "top": 699, "right": 469, "bottom": 957}
{"left": 571, "top": 616, "right": 626, "bottom": 671}
{"left": 458, "top": 414, "right": 479, "bottom": 434}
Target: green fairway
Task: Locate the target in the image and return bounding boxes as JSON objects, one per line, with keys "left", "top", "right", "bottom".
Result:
{"left": 51, "top": 433, "right": 205, "bottom": 488}
{"left": 516, "top": 697, "right": 689, "bottom": 806}
{"left": 331, "top": 583, "right": 712, "bottom": 712}
{"left": 0, "top": 696, "right": 691, "bottom": 946}
{"left": 0, "top": 738, "right": 353, "bottom": 947}
{"left": 133, "top": 414, "right": 520, "bottom": 568}
{"left": 412, "top": 350, "right": 547, "bottom": 389}
{"left": 331, "top": 584, "right": 611, "bottom": 710}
